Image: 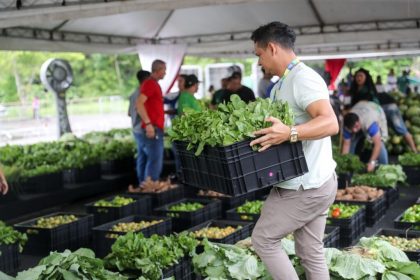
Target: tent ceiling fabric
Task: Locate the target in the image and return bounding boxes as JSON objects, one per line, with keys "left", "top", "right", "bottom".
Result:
{"left": 0, "top": 0, "right": 419, "bottom": 57}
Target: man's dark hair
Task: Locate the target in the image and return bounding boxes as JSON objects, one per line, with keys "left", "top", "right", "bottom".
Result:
{"left": 136, "top": 70, "right": 150, "bottom": 83}
{"left": 251, "top": 21, "right": 296, "bottom": 50}
{"left": 231, "top": 71, "right": 242, "bottom": 80}
{"left": 344, "top": 113, "right": 359, "bottom": 130}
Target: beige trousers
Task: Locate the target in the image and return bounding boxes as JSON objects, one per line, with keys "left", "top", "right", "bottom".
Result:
{"left": 252, "top": 173, "right": 337, "bottom": 280}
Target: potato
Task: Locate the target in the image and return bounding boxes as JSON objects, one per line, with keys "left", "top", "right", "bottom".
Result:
{"left": 346, "top": 187, "right": 356, "bottom": 194}
{"left": 353, "top": 186, "right": 365, "bottom": 194}
{"left": 336, "top": 189, "right": 346, "bottom": 196}
{"left": 340, "top": 194, "right": 354, "bottom": 200}
{"left": 353, "top": 193, "right": 369, "bottom": 201}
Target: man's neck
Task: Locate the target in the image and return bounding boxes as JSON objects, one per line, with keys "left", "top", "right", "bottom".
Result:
{"left": 151, "top": 73, "right": 160, "bottom": 80}
{"left": 278, "top": 53, "right": 297, "bottom": 77}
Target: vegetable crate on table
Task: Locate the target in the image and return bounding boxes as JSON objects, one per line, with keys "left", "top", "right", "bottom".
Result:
{"left": 92, "top": 215, "right": 172, "bottom": 258}
{"left": 63, "top": 163, "right": 101, "bottom": 184}
{"left": 327, "top": 206, "right": 366, "bottom": 247}
{"left": 126, "top": 184, "right": 184, "bottom": 208}
{"left": 403, "top": 166, "right": 420, "bottom": 186}
{"left": 194, "top": 191, "right": 256, "bottom": 216}
{"left": 0, "top": 243, "right": 19, "bottom": 275}
{"left": 323, "top": 226, "right": 340, "bottom": 248}
{"left": 154, "top": 198, "right": 222, "bottom": 232}
{"left": 100, "top": 157, "right": 134, "bottom": 175}
{"left": 14, "top": 212, "right": 93, "bottom": 255}
{"left": 86, "top": 194, "right": 152, "bottom": 226}
{"left": 337, "top": 173, "right": 352, "bottom": 189}
{"left": 162, "top": 258, "right": 193, "bottom": 280}
{"left": 374, "top": 228, "right": 420, "bottom": 263}
{"left": 378, "top": 186, "right": 399, "bottom": 209}
{"left": 13, "top": 171, "right": 63, "bottom": 195}
{"left": 175, "top": 140, "right": 308, "bottom": 196}
{"left": 186, "top": 220, "right": 253, "bottom": 245}
{"left": 225, "top": 200, "right": 264, "bottom": 224}
{"left": 394, "top": 204, "right": 420, "bottom": 231}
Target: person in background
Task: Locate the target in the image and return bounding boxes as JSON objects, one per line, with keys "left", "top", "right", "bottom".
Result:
{"left": 375, "top": 75, "right": 386, "bottom": 93}
{"left": 136, "top": 59, "right": 166, "bottom": 183}
{"left": 257, "top": 68, "right": 273, "bottom": 98}
{"left": 221, "top": 74, "right": 256, "bottom": 104}
{"left": 342, "top": 101, "right": 389, "bottom": 171}
{"left": 207, "top": 85, "right": 215, "bottom": 99}
{"left": 397, "top": 70, "right": 410, "bottom": 94}
{"left": 210, "top": 77, "right": 229, "bottom": 109}
{"left": 387, "top": 68, "right": 397, "bottom": 92}
{"left": 0, "top": 168, "right": 8, "bottom": 195}
{"left": 349, "top": 68, "right": 379, "bottom": 107}
{"left": 128, "top": 70, "right": 151, "bottom": 184}
{"left": 164, "top": 74, "right": 187, "bottom": 118}
{"left": 177, "top": 74, "right": 202, "bottom": 115}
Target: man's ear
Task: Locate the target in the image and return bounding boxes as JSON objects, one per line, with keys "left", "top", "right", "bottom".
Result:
{"left": 267, "top": 42, "right": 277, "bottom": 56}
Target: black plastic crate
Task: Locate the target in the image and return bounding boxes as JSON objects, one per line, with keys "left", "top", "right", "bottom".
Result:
{"left": 403, "top": 166, "right": 420, "bottom": 186}
{"left": 254, "top": 186, "right": 272, "bottom": 200}
{"left": 394, "top": 212, "right": 420, "bottom": 231}
{"left": 154, "top": 198, "right": 222, "bottom": 232}
{"left": 327, "top": 206, "right": 366, "bottom": 247}
{"left": 337, "top": 173, "right": 352, "bottom": 189}
{"left": 175, "top": 140, "right": 308, "bottom": 196}
{"left": 323, "top": 226, "right": 340, "bottom": 248}
{"left": 186, "top": 220, "right": 253, "bottom": 245}
{"left": 126, "top": 185, "right": 184, "bottom": 208}
{"left": 162, "top": 257, "right": 193, "bottom": 280}
{"left": 14, "top": 212, "right": 93, "bottom": 255}
{"left": 195, "top": 191, "right": 256, "bottom": 215}
{"left": 63, "top": 163, "right": 101, "bottom": 184}
{"left": 376, "top": 186, "right": 399, "bottom": 209}
{"left": 335, "top": 193, "right": 387, "bottom": 227}
{"left": 86, "top": 194, "right": 152, "bottom": 226}
{"left": 225, "top": 208, "right": 261, "bottom": 224}
{"left": 13, "top": 172, "right": 63, "bottom": 195}
{"left": 0, "top": 243, "right": 19, "bottom": 275}
{"left": 374, "top": 228, "right": 420, "bottom": 263}
{"left": 92, "top": 215, "right": 172, "bottom": 258}
{"left": 101, "top": 157, "right": 134, "bottom": 175}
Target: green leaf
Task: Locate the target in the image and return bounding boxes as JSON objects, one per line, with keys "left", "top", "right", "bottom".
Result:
{"left": 382, "top": 270, "right": 413, "bottom": 280}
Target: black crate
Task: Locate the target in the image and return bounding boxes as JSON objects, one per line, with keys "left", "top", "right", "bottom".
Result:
{"left": 63, "top": 163, "right": 101, "bottom": 184}
{"left": 403, "top": 166, "right": 420, "bottom": 186}
{"left": 13, "top": 172, "right": 63, "bottom": 195}
{"left": 92, "top": 215, "right": 172, "bottom": 258}
{"left": 327, "top": 206, "right": 366, "bottom": 247}
{"left": 14, "top": 212, "right": 93, "bottom": 255}
{"left": 154, "top": 198, "right": 222, "bottom": 232}
{"left": 394, "top": 211, "right": 420, "bottom": 231}
{"left": 337, "top": 173, "right": 352, "bottom": 189}
{"left": 0, "top": 243, "right": 19, "bottom": 275}
{"left": 186, "top": 220, "right": 253, "bottom": 245}
{"left": 374, "top": 228, "right": 420, "bottom": 263}
{"left": 126, "top": 185, "right": 184, "bottom": 208}
{"left": 378, "top": 186, "right": 399, "bottom": 209}
{"left": 195, "top": 191, "right": 256, "bottom": 215}
{"left": 101, "top": 157, "right": 134, "bottom": 175}
{"left": 175, "top": 140, "right": 308, "bottom": 196}
{"left": 162, "top": 258, "right": 193, "bottom": 280}
{"left": 225, "top": 208, "right": 261, "bottom": 224}
{"left": 323, "top": 226, "right": 340, "bottom": 248}
{"left": 254, "top": 186, "right": 272, "bottom": 200}
{"left": 86, "top": 195, "right": 152, "bottom": 226}
{"left": 335, "top": 193, "right": 387, "bottom": 227}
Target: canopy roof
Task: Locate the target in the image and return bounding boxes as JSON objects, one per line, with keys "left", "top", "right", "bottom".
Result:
{"left": 0, "top": 0, "right": 419, "bottom": 57}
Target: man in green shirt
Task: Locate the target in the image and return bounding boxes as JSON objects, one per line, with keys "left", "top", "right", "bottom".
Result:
{"left": 177, "top": 74, "right": 202, "bottom": 114}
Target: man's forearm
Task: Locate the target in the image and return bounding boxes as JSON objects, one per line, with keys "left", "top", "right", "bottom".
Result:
{"left": 369, "top": 141, "right": 381, "bottom": 162}
{"left": 342, "top": 140, "right": 350, "bottom": 154}
{"left": 137, "top": 102, "right": 151, "bottom": 124}
{"left": 296, "top": 115, "right": 339, "bottom": 141}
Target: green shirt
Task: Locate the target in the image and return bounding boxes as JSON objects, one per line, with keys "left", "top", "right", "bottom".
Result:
{"left": 177, "top": 92, "right": 202, "bottom": 115}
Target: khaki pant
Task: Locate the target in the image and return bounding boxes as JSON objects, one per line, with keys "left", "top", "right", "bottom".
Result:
{"left": 252, "top": 173, "right": 337, "bottom": 280}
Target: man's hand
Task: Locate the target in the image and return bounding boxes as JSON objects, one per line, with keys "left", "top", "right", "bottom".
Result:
{"left": 145, "top": 124, "right": 156, "bottom": 139}
{"left": 0, "top": 169, "right": 9, "bottom": 195}
{"left": 366, "top": 161, "right": 376, "bottom": 172}
{"left": 249, "top": 117, "right": 291, "bottom": 152}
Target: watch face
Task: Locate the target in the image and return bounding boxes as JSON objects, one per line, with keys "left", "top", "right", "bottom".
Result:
{"left": 291, "top": 134, "right": 298, "bottom": 142}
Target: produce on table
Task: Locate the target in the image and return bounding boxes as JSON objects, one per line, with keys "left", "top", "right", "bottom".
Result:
{"left": 398, "top": 152, "right": 420, "bottom": 166}
{"left": 169, "top": 202, "right": 204, "bottom": 212}
{"left": 168, "top": 95, "right": 294, "bottom": 155}
{"left": 192, "top": 226, "right": 240, "bottom": 239}
{"left": 237, "top": 200, "right": 264, "bottom": 214}
{"left": 34, "top": 215, "right": 78, "bottom": 229}
{"left": 335, "top": 186, "right": 384, "bottom": 201}
{"left": 0, "top": 221, "right": 27, "bottom": 252}
{"left": 94, "top": 196, "right": 135, "bottom": 207}
{"left": 197, "top": 189, "right": 229, "bottom": 197}
{"left": 351, "top": 164, "right": 407, "bottom": 188}
{"left": 105, "top": 220, "right": 163, "bottom": 239}
{"left": 334, "top": 153, "right": 365, "bottom": 174}
{"left": 377, "top": 235, "right": 420, "bottom": 252}
{"left": 128, "top": 177, "right": 178, "bottom": 193}
{"left": 328, "top": 203, "right": 361, "bottom": 219}
{"left": 401, "top": 204, "right": 420, "bottom": 223}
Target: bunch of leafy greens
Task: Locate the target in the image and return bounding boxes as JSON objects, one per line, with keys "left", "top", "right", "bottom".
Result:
{"left": 398, "top": 152, "right": 420, "bottom": 166}
{"left": 334, "top": 153, "right": 364, "bottom": 174}
{"left": 0, "top": 221, "right": 27, "bottom": 252}
{"left": 168, "top": 95, "right": 294, "bottom": 155}
{"left": 104, "top": 232, "right": 197, "bottom": 280}
{"left": 14, "top": 248, "right": 127, "bottom": 280}
{"left": 351, "top": 164, "right": 407, "bottom": 188}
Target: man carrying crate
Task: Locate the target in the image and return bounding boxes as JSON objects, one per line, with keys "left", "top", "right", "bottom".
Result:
{"left": 250, "top": 22, "right": 339, "bottom": 280}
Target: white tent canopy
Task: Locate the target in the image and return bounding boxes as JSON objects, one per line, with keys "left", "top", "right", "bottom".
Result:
{"left": 0, "top": 0, "right": 419, "bottom": 57}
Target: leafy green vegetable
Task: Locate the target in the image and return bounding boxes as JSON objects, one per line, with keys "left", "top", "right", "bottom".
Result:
{"left": 351, "top": 165, "right": 407, "bottom": 188}
{"left": 334, "top": 153, "right": 364, "bottom": 174}
{"left": 358, "top": 237, "right": 410, "bottom": 263}
{"left": 169, "top": 202, "right": 204, "bottom": 212}
{"left": 0, "top": 221, "right": 27, "bottom": 252}
{"left": 237, "top": 200, "right": 264, "bottom": 214}
{"left": 168, "top": 95, "right": 294, "bottom": 155}
{"left": 398, "top": 152, "right": 420, "bottom": 167}
{"left": 401, "top": 204, "right": 420, "bottom": 223}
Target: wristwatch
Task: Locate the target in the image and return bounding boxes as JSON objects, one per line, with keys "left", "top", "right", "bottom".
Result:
{"left": 289, "top": 126, "right": 298, "bottom": 143}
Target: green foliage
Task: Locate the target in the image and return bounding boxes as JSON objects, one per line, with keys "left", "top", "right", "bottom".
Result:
{"left": 401, "top": 204, "right": 420, "bottom": 223}
{"left": 168, "top": 95, "right": 294, "bottom": 155}
{"left": 0, "top": 221, "right": 27, "bottom": 252}
{"left": 398, "top": 153, "right": 420, "bottom": 166}
{"left": 328, "top": 203, "right": 362, "bottom": 219}
{"left": 237, "top": 200, "right": 264, "bottom": 214}
{"left": 334, "top": 153, "right": 365, "bottom": 174}
{"left": 351, "top": 165, "right": 407, "bottom": 188}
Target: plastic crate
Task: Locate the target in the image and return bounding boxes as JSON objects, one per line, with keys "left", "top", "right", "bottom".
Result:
{"left": 377, "top": 186, "right": 399, "bottom": 209}
{"left": 63, "top": 163, "right": 101, "bottom": 184}
{"left": 335, "top": 193, "right": 387, "bottom": 227}
{"left": 154, "top": 198, "right": 222, "bottom": 232}
{"left": 13, "top": 172, "right": 63, "bottom": 195}
{"left": 337, "top": 173, "right": 352, "bottom": 189}
{"left": 323, "top": 226, "right": 340, "bottom": 248}
{"left": 86, "top": 194, "right": 151, "bottom": 226}
{"left": 327, "top": 206, "right": 366, "bottom": 247}
{"left": 14, "top": 212, "right": 93, "bottom": 255}
{"left": 195, "top": 191, "right": 256, "bottom": 215}
{"left": 403, "top": 166, "right": 420, "bottom": 186}
{"left": 92, "top": 215, "right": 172, "bottom": 258}
{"left": 374, "top": 228, "right": 420, "bottom": 263}
{"left": 0, "top": 243, "right": 19, "bottom": 275}
{"left": 225, "top": 208, "right": 261, "bottom": 224}
{"left": 175, "top": 140, "right": 308, "bottom": 196}
{"left": 101, "top": 157, "right": 134, "bottom": 175}
{"left": 394, "top": 211, "right": 420, "bottom": 231}
{"left": 254, "top": 186, "right": 272, "bottom": 200}
{"left": 162, "top": 258, "right": 193, "bottom": 280}
{"left": 186, "top": 220, "right": 253, "bottom": 245}
{"left": 126, "top": 185, "right": 184, "bottom": 208}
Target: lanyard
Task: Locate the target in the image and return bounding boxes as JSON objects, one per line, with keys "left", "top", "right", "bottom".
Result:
{"left": 272, "top": 58, "right": 300, "bottom": 101}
